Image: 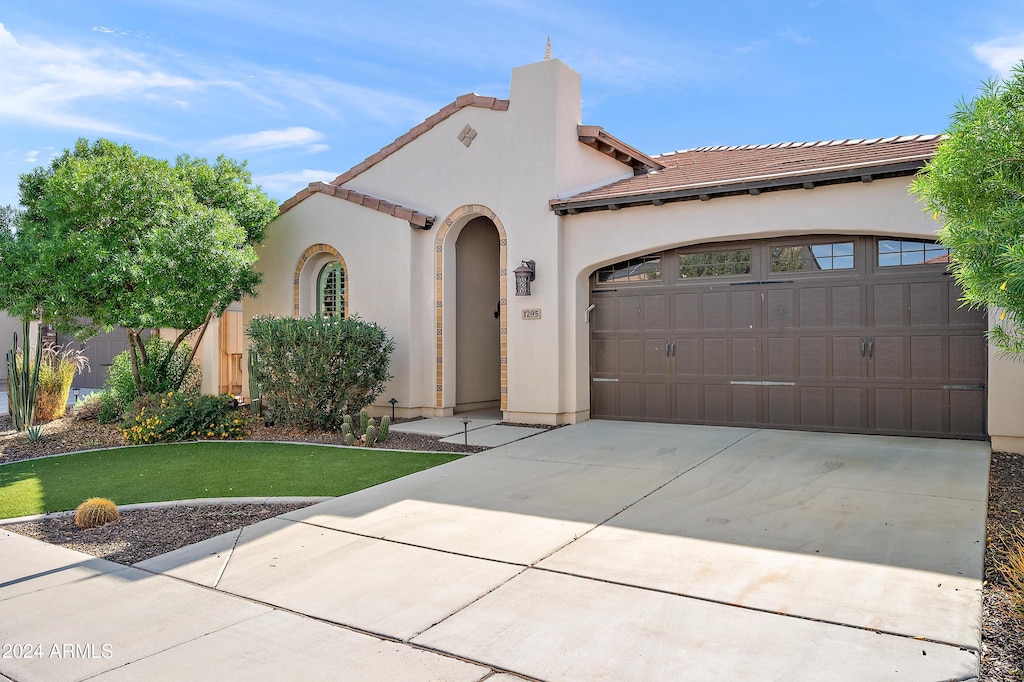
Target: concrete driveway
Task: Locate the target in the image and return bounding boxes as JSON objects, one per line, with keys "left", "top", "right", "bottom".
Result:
{"left": 1, "top": 422, "right": 988, "bottom": 680}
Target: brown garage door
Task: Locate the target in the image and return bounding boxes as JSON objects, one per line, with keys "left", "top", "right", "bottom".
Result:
{"left": 590, "top": 236, "right": 988, "bottom": 439}
{"left": 57, "top": 327, "right": 132, "bottom": 390}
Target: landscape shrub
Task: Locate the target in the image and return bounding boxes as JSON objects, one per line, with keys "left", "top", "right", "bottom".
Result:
{"left": 105, "top": 337, "right": 200, "bottom": 419}
{"left": 34, "top": 344, "right": 89, "bottom": 421}
{"left": 247, "top": 315, "right": 394, "bottom": 431}
{"left": 120, "top": 391, "right": 244, "bottom": 445}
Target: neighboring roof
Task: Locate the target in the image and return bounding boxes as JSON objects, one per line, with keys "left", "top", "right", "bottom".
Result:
{"left": 278, "top": 93, "right": 510, "bottom": 223}
{"left": 279, "top": 182, "right": 434, "bottom": 229}
{"left": 577, "top": 125, "right": 665, "bottom": 174}
{"left": 552, "top": 134, "right": 942, "bottom": 215}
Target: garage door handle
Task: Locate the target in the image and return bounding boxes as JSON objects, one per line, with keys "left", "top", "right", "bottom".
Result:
{"left": 868, "top": 338, "right": 874, "bottom": 358}
{"left": 860, "top": 338, "right": 866, "bottom": 358}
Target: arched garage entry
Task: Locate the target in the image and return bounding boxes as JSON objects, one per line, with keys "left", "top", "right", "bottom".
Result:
{"left": 589, "top": 235, "right": 987, "bottom": 439}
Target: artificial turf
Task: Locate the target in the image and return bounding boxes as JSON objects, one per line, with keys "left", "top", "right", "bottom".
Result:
{"left": 0, "top": 442, "right": 463, "bottom": 518}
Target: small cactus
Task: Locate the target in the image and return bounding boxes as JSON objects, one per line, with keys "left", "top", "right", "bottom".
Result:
{"left": 343, "top": 414, "right": 353, "bottom": 428}
{"left": 25, "top": 425, "right": 44, "bottom": 442}
{"left": 367, "top": 417, "right": 376, "bottom": 429}
{"left": 378, "top": 416, "right": 390, "bottom": 442}
{"left": 359, "top": 409, "right": 369, "bottom": 433}
{"left": 74, "top": 498, "right": 120, "bottom": 529}
{"left": 343, "top": 432, "right": 355, "bottom": 446}
{"left": 340, "top": 422, "right": 352, "bottom": 436}
{"left": 365, "top": 424, "right": 378, "bottom": 446}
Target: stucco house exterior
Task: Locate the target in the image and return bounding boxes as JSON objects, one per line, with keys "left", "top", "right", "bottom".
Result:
{"left": 234, "top": 57, "right": 1022, "bottom": 452}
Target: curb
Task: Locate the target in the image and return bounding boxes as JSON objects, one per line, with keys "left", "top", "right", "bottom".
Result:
{"left": 0, "top": 496, "right": 333, "bottom": 526}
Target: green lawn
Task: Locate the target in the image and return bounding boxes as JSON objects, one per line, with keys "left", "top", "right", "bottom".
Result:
{"left": 0, "top": 442, "right": 463, "bottom": 519}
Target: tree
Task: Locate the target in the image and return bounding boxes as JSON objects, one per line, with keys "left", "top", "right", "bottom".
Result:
{"left": 912, "top": 62, "right": 1024, "bottom": 356}
{"left": 0, "top": 138, "right": 279, "bottom": 395}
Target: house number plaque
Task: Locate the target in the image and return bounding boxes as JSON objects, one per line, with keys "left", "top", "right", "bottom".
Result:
{"left": 522, "top": 309, "right": 542, "bottom": 320}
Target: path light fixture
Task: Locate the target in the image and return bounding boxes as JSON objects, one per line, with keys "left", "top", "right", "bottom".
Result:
{"left": 388, "top": 397, "right": 397, "bottom": 421}
{"left": 514, "top": 260, "right": 536, "bottom": 296}
{"left": 462, "top": 416, "right": 471, "bottom": 446}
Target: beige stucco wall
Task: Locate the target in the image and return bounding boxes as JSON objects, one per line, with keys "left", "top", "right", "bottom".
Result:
{"left": 987, "top": 316, "right": 1024, "bottom": 453}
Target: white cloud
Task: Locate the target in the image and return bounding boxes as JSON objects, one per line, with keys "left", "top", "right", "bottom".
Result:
{"left": 0, "top": 22, "right": 208, "bottom": 138}
{"left": 212, "top": 126, "right": 327, "bottom": 153}
{"left": 24, "top": 150, "right": 39, "bottom": 163}
{"left": 253, "top": 169, "right": 335, "bottom": 197}
{"left": 972, "top": 35, "right": 1024, "bottom": 78}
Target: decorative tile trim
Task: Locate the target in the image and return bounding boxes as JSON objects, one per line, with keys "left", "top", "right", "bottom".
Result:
{"left": 279, "top": 182, "right": 433, "bottom": 228}
{"left": 293, "top": 244, "right": 345, "bottom": 319}
{"left": 434, "top": 204, "right": 508, "bottom": 411}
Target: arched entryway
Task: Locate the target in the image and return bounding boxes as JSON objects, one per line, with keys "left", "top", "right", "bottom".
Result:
{"left": 454, "top": 217, "right": 501, "bottom": 411}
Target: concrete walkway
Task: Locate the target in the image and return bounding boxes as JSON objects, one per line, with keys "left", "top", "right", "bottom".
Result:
{"left": 1, "top": 422, "right": 988, "bottom": 680}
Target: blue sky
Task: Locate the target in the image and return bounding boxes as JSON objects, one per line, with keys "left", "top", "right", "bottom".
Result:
{"left": 1, "top": 1, "right": 1022, "bottom": 208}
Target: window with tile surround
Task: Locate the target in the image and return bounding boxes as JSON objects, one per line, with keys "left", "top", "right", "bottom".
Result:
{"left": 317, "top": 261, "right": 346, "bottom": 318}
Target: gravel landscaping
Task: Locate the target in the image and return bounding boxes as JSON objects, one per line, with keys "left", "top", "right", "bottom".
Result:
{"left": 1, "top": 408, "right": 1021, "bottom": 679}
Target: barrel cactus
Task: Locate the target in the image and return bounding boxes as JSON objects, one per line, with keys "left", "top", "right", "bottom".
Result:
{"left": 365, "top": 424, "right": 378, "bottom": 446}
{"left": 340, "top": 422, "right": 352, "bottom": 437}
{"left": 343, "top": 414, "right": 353, "bottom": 428}
{"left": 378, "top": 416, "right": 390, "bottom": 442}
{"left": 344, "top": 432, "right": 355, "bottom": 446}
{"left": 74, "top": 498, "right": 120, "bottom": 529}
{"left": 359, "top": 409, "right": 369, "bottom": 433}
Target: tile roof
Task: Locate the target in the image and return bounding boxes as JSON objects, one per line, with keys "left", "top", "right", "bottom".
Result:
{"left": 552, "top": 134, "right": 942, "bottom": 214}
{"left": 278, "top": 93, "right": 510, "bottom": 221}
{"left": 279, "top": 182, "right": 434, "bottom": 229}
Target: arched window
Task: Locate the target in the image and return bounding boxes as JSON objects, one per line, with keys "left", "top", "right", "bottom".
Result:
{"left": 317, "top": 261, "right": 346, "bottom": 318}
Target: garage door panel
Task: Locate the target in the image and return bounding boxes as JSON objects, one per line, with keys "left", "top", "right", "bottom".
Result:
{"left": 703, "top": 339, "right": 727, "bottom": 375}
{"left": 645, "top": 384, "right": 670, "bottom": 420}
{"left": 766, "top": 386, "right": 796, "bottom": 426}
{"left": 799, "top": 387, "right": 829, "bottom": 428}
{"left": 675, "top": 339, "right": 700, "bottom": 376}
{"left": 591, "top": 297, "right": 617, "bottom": 332}
{"left": 644, "top": 339, "right": 670, "bottom": 376}
{"left": 910, "top": 282, "right": 945, "bottom": 326}
{"left": 874, "top": 388, "right": 907, "bottom": 432}
{"left": 591, "top": 381, "right": 617, "bottom": 418}
{"left": 731, "top": 338, "right": 758, "bottom": 376}
{"left": 768, "top": 338, "right": 795, "bottom": 377}
{"left": 832, "top": 337, "right": 864, "bottom": 378}
{"left": 731, "top": 290, "right": 758, "bottom": 329}
{"left": 873, "top": 283, "right": 905, "bottom": 327}
{"left": 619, "top": 383, "right": 642, "bottom": 419}
{"left": 872, "top": 336, "right": 905, "bottom": 379}
{"left": 831, "top": 286, "right": 863, "bottom": 327}
{"left": 766, "top": 289, "right": 795, "bottom": 328}
{"left": 798, "top": 288, "right": 827, "bottom": 327}
{"left": 798, "top": 337, "right": 827, "bottom": 377}
{"left": 949, "top": 390, "right": 986, "bottom": 436}
{"left": 910, "top": 336, "right": 944, "bottom": 379}
{"left": 617, "top": 296, "right": 642, "bottom": 332}
{"left": 674, "top": 292, "right": 701, "bottom": 328}
{"left": 911, "top": 389, "right": 944, "bottom": 434}
{"left": 948, "top": 282, "right": 983, "bottom": 326}
{"left": 643, "top": 295, "right": 669, "bottom": 331}
{"left": 617, "top": 339, "right": 641, "bottom": 375}
{"left": 702, "top": 292, "right": 729, "bottom": 329}
{"left": 732, "top": 385, "right": 759, "bottom": 423}
{"left": 833, "top": 388, "right": 864, "bottom": 430}
{"left": 676, "top": 384, "right": 700, "bottom": 422}
{"left": 949, "top": 335, "right": 986, "bottom": 380}
{"left": 704, "top": 385, "right": 728, "bottom": 422}
{"left": 593, "top": 339, "right": 618, "bottom": 375}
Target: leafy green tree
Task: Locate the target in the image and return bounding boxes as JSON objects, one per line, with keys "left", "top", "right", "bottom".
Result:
{"left": 0, "top": 138, "right": 278, "bottom": 394}
{"left": 912, "top": 62, "right": 1024, "bottom": 355}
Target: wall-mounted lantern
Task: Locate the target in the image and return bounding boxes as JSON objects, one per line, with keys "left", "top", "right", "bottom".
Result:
{"left": 514, "top": 260, "right": 536, "bottom": 296}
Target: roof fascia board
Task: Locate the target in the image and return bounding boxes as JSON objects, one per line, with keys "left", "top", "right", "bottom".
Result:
{"left": 577, "top": 125, "right": 665, "bottom": 173}
{"left": 280, "top": 182, "right": 434, "bottom": 229}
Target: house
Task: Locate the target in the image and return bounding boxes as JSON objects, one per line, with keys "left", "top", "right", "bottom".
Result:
{"left": 229, "top": 56, "right": 1022, "bottom": 452}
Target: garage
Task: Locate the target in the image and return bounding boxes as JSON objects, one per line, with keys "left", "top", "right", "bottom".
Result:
{"left": 590, "top": 235, "right": 988, "bottom": 438}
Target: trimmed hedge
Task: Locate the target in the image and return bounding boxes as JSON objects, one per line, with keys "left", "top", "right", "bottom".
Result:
{"left": 247, "top": 315, "right": 394, "bottom": 431}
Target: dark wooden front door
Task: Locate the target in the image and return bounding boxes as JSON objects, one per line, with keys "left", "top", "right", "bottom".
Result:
{"left": 591, "top": 236, "right": 987, "bottom": 439}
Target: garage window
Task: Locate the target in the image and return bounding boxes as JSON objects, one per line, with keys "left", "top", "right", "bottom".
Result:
{"left": 878, "top": 239, "right": 950, "bottom": 267}
{"left": 678, "top": 248, "right": 751, "bottom": 278}
{"left": 596, "top": 256, "right": 661, "bottom": 283}
{"left": 771, "top": 241, "right": 854, "bottom": 273}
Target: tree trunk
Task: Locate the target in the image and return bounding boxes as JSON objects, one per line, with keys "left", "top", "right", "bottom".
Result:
{"left": 127, "top": 329, "right": 145, "bottom": 397}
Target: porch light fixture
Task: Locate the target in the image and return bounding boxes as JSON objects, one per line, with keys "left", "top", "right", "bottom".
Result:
{"left": 514, "top": 260, "right": 536, "bottom": 296}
